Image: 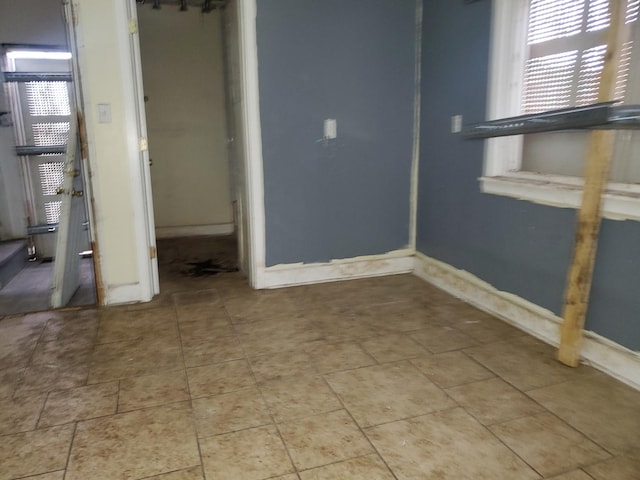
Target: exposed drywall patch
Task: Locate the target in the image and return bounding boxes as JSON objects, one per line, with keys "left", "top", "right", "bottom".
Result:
{"left": 414, "top": 253, "right": 640, "bottom": 391}
{"left": 259, "top": 250, "right": 414, "bottom": 289}
{"left": 414, "top": 252, "right": 561, "bottom": 344}
{"left": 106, "top": 282, "right": 150, "bottom": 305}
{"left": 266, "top": 248, "right": 414, "bottom": 270}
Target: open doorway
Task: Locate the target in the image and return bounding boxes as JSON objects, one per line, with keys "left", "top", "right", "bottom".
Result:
{"left": 135, "top": 0, "right": 243, "bottom": 289}
{"left": 0, "top": 3, "right": 97, "bottom": 316}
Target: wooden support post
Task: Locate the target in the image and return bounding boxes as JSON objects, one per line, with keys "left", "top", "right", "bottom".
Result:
{"left": 558, "top": 1, "right": 627, "bottom": 367}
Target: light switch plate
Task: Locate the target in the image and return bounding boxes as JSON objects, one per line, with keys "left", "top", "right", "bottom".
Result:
{"left": 98, "top": 103, "right": 112, "bottom": 123}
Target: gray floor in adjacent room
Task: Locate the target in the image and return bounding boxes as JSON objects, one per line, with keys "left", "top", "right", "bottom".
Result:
{"left": 0, "top": 258, "right": 96, "bottom": 316}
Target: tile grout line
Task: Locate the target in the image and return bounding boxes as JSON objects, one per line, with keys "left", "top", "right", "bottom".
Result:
{"left": 517, "top": 392, "right": 619, "bottom": 459}
{"left": 241, "top": 333, "right": 301, "bottom": 479}
{"left": 455, "top": 402, "right": 546, "bottom": 477}
{"left": 33, "top": 390, "right": 50, "bottom": 430}
{"left": 133, "top": 465, "right": 203, "bottom": 480}
{"left": 457, "top": 346, "right": 621, "bottom": 461}
{"left": 294, "top": 453, "right": 394, "bottom": 479}
{"left": 497, "top": 371, "right": 619, "bottom": 457}
{"left": 172, "top": 292, "right": 208, "bottom": 479}
{"left": 83, "top": 309, "right": 106, "bottom": 389}
{"left": 12, "top": 310, "right": 101, "bottom": 428}
{"left": 60, "top": 420, "right": 78, "bottom": 480}
{"left": 239, "top": 295, "right": 313, "bottom": 477}
{"left": 581, "top": 467, "right": 599, "bottom": 480}
{"left": 318, "top": 374, "right": 401, "bottom": 480}
{"left": 10, "top": 313, "right": 51, "bottom": 401}
{"left": 444, "top": 366, "right": 615, "bottom": 478}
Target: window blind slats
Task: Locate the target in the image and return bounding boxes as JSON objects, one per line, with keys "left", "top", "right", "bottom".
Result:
{"left": 523, "top": 0, "right": 634, "bottom": 113}
{"left": 587, "top": 0, "right": 609, "bottom": 32}
{"left": 576, "top": 44, "right": 606, "bottom": 105}
{"left": 627, "top": 0, "right": 640, "bottom": 23}
{"left": 523, "top": 51, "right": 578, "bottom": 113}
{"left": 528, "top": 0, "right": 586, "bottom": 45}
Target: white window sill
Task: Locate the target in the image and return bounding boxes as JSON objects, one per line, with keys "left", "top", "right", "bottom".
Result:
{"left": 480, "top": 172, "right": 640, "bottom": 222}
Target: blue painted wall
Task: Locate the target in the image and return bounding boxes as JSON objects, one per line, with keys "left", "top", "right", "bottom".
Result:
{"left": 417, "top": 0, "right": 640, "bottom": 350}
{"left": 256, "top": 0, "right": 417, "bottom": 266}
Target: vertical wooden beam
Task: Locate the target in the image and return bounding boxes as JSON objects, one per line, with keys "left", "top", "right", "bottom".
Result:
{"left": 558, "top": 1, "right": 627, "bottom": 366}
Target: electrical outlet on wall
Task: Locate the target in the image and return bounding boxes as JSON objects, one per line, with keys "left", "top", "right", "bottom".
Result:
{"left": 324, "top": 119, "right": 337, "bottom": 140}
{"left": 451, "top": 114, "right": 463, "bottom": 133}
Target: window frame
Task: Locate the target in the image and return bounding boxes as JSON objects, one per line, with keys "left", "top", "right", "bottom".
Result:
{"left": 481, "top": 0, "right": 640, "bottom": 222}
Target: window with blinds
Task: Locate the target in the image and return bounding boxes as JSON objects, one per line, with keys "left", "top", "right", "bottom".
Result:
{"left": 522, "top": 0, "right": 638, "bottom": 113}
{"left": 520, "top": 0, "right": 640, "bottom": 184}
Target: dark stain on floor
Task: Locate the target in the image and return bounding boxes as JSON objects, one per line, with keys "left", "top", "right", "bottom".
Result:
{"left": 184, "top": 258, "right": 238, "bottom": 277}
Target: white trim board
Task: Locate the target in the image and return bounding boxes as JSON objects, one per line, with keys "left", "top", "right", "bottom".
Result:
{"left": 408, "top": 0, "right": 423, "bottom": 251}
{"left": 259, "top": 250, "right": 414, "bottom": 289}
{"left": 481, "top": 175, "right": 640, "bottom": 222}
{"left": 413, "top": 253, "right": 640, "bottom": 391}
{"left": 238, "top": 0, "right": 267, "bottom": 289}
{"left": 155, "top": 224, "right": 235, "bottom": 239}
{"left": 105, "top": 282, "right": 151, "bottom": 305}
{"left": 127, "top": 0, "right": 160, "bottom": 297}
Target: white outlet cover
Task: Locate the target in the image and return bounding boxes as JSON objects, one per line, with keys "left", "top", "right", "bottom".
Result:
{"left": 451, "top": 114, "right": 463, "bottom": 133}
{"left": 324, "top": 118, "right": 337, "bottom": 139}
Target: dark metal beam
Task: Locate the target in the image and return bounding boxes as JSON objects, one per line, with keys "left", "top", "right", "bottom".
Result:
{"left": 16, "top": 145, "right": 66, "bottom": 156}
{"left": 462, "top": 103, "right": 614, "bottom": 139}
{"left": 27, "top": 224, "right": 58, "bottom": 235}
{"left": 4, "top": 72, "right": 72, "bottom": 83}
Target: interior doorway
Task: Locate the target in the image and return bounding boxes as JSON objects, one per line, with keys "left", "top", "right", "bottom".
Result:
{"left": 135, "top": 0, "right": 244, "bottom": 287}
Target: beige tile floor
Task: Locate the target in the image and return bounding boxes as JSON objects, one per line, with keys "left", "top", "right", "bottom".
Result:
{"left": 1, "top": 255, "right": 640, "bottom": 479}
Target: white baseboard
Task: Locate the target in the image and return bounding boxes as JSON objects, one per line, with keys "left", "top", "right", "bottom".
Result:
{"left": 257, "top": 250, "right": 415, "bottom": 289}
{"left": 414, "top": 253, "right": 640, "bottom": 391}
{"left": 155, "top": 223, "right": 234, "bottom": 239}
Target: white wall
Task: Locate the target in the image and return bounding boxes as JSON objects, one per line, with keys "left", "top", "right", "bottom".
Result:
{"left": 137, "top": 7, "right": 233, "bottom": 231}
{"left": 0, "top": 0, "right": 68, "bottom": 240}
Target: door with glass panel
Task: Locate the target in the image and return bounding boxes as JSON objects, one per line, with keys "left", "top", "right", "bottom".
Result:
{"left": 4, "top": 46, "right": 92, "bottom": 307}
{"left": 4, "top": 48, "right": 83, "bottom": 258}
